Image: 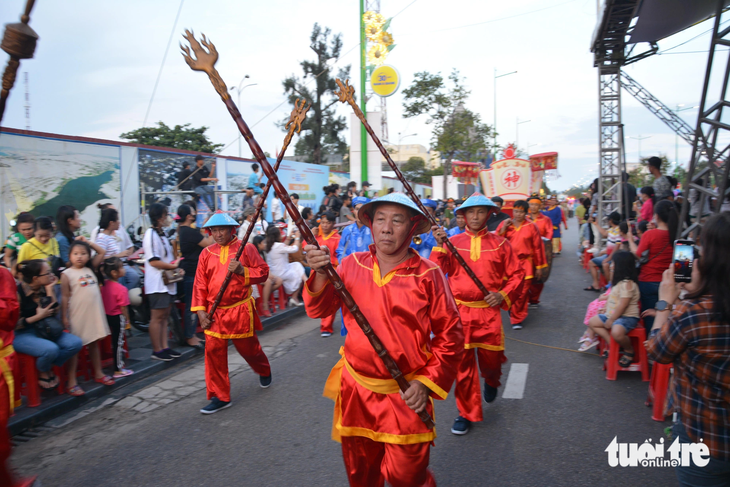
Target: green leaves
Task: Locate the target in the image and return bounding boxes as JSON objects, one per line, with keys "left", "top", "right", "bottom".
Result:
{"left": 119, "top": 122, "right": 223, "bottom": 153}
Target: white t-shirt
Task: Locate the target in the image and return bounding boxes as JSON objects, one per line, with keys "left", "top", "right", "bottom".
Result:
{"left": 91, "top": 227, "right": 133, "bottom": 254}
{"left": 271, "top": 198, "right": 283, "bottom": 221}
{"left": 95, "top": 232, "right": 121, "bottom": 257}
{"left": 142, "top": 228, "right": 176, "bottom": 295}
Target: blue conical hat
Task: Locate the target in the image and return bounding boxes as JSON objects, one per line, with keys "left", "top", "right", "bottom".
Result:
{"left": 358, "top": 192, "right": 431, "bottom": 235}
{"left": 202, "top": 210, "right": 240, "bottom": 228}
{"left": 455, "top": 192, "right": 498, "bottom": 215}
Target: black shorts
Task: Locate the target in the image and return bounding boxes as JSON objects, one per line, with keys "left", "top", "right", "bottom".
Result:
{"left": 147, "top": 292, "right": 173, "bottom": 309}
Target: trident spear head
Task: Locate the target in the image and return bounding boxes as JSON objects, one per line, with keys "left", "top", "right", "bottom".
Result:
{"left": 180, "top": 30, "right": 228, "bottom": 101}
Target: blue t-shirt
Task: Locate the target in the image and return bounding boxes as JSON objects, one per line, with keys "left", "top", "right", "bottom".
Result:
{"left": 248, "top": 172, "right": 263, "bottom": 194}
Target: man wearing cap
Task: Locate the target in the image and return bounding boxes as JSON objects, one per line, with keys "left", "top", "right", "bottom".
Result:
{"left": 191, "top": 211, "right": 272, "bottom": 414}
{"left": 431, "top": 193, "right": 523, "bottom": 436}
{"left": 304, "top": 193, "right": 464, "bottom": 487}
{"left": 496, "top": 200, "right": 547, "bottom": 330}
{"left": 542, "top": 195, "right": 567, "bottom": 255}
{"left": 410, "top": 198, "right": 439, "bottom": 259}
{"left": 527, "top": 196, "right": 552, "bottom": 308}
{"left": 361, "top": 181, "right": 371, "bottom": 197}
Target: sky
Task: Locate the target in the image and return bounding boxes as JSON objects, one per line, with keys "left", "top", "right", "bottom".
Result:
{"left": 0, "top": 0, "right": 722, "bottom": 192}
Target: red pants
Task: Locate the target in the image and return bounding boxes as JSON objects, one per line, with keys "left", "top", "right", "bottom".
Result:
{"left": 320, "top": 314, "right": 335, "bottom": 334}
{"left": 455, "top": 348, "right": 507, "bottom": 422}
{"left": 528, "top": 280, "right": 544, "bottom": 305}
{"left": 205, "top": 334, "right": 271, "bottom": 402}
{"left": 341, "top": 436, "right": 435, "bottom": 487}
{"left": 510, "top": 279, "right": 532, "bottom": 325}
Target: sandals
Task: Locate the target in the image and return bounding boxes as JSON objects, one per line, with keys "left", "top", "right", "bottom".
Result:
{"left": 618, "top": 352, "right": 635, "bottom": 368}
{"left": 583, "top": 286, "right": 601, "bottom": 292}
{"left": 38, "top": 375, "right": 58, "bottom": 390}
{"left": 67, "top": 385, "right": 85, "bottom": 397}
{"left": 95, "top": 375, "right": 116, "bottom": 386}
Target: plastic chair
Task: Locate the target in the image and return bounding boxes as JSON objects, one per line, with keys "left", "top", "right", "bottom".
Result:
{"left": 16, "top": 353, "right": 65, "bottom": 407}
{"left": 603, "top": 326, "right": 650, "bottom": 381}
{"left": 645, "top": 362, "right": 672, "bottom": 421}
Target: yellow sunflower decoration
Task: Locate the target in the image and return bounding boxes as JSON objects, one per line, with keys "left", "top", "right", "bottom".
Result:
{"left": 379, "top": 31, "right": 394, "bottom": 47}
{"left": 365, "top": 23, "right": 382, "bottom": 41}
{"left": 367, "top": 44, "right": 388, "bottom": 65}
{"left": 363, "top": 11, "right": 386, "bottom": 28}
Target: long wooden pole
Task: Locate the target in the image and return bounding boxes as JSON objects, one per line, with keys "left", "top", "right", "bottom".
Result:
{"left": 334, "top": 78, "right": 492, "bottom": 298}
{"left": 206, "top": 100, "right": 310, "bottom": 319}
{"left": 180, "top": 31, "right": 434, "bottom": 429}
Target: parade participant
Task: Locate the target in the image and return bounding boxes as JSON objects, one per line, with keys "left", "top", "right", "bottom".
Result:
{"left": 447, "top": 212, "right": 466, "bottom": 237}
{"left": 335, "top": 196, "right": 372, "bottom": 261}
{"left": 431, "top": 193, "right": 523, "bottom": 436}
{"left": 313, "top": 211, "right": 340, "bottom": 337}
{"left": 191, "top": 211, "right": 272, "bottom": 414}
{"left": 497, "top": 200, "right": 547, "bottom": 330}
{"left": 542, "top": 195, "right": 567, "bottom": 255}
{"left": 527, "top": 196, "right": 552, "bottom": 308}
{"left": 486, "top": 196, "right": 510, "bottom": 232}
{"left": 304, "top": 193, "right": 464, "bottom": 487}
{"left": 411, "top": 198, "right": 439, "bottom": 259}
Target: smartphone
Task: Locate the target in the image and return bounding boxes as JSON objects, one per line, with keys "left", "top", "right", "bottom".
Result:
{"left": 673, "top": 239, "right": 694, "bottom": 283}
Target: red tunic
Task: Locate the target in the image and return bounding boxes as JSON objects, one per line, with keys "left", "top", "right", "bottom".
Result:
{"left": 528, "top": 213, "right": 553, "bottom": 241}
{"left": 497, "top": 220, "right": 547, "bottom": 279}
{"left": 304, "top": 246, "right": 464, "bottom": 444}
{"left": 315, "top": 228, "right": 341, "bottom": 267}
{"left": 430, "top": 228, "right": 524, "bottom": 350}
{"left": 191, "top": 237, "right": 269, "bottom": 339}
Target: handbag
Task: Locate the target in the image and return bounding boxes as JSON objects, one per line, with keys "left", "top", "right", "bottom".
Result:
{"left": 34, "top": 316, "right": 65, "bottom": 341}
{"left": 637, "top": 240, "right": 670, "bottom": 270}
{"left": 162, "top": 268, "right": 184, "bottom": 285}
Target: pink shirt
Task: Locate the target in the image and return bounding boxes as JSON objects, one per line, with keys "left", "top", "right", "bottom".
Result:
{"left": 100, "top": 280, "right": 130, "bottom": 316}
{"left": 640, "top": 198, "right": 654, "bottom": 222}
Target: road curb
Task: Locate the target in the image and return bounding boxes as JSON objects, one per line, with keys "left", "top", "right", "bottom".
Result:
{"left": 8, "top": 306, "right": 306, "bottom": 436}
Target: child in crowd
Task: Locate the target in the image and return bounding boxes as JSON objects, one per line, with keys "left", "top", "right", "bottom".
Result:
{"left": 3, "top": 212, "right": 35, "bottom": 271}
{"left": 578, "top": 285, "right": 610, "bottom": 352}
{"left": 61, "top": 240, "right": 114, "bottom": 396}
{"left": 586, "top": 251, "right": 641, "bottom": 366}
{"left": 100, "top": 257, "right": 133, "bottom": 378}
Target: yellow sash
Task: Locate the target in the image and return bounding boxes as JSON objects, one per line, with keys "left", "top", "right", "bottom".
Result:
{"left": 0, "top": 338, "right": 17, "bottom": 413}
{"left": 203, "top": 289, "right": 257, "bottom": 339}
{"left": 455, "top": 299, "right": 491, "bottom": 308}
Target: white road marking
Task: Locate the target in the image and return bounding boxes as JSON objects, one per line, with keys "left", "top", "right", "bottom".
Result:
{"left": 501, "top": 363, "right": 529, "bottom": 399}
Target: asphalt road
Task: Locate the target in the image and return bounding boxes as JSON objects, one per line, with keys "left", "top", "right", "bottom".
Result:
{"left": 10, "top": 224, "right": 677, "bottom": 486}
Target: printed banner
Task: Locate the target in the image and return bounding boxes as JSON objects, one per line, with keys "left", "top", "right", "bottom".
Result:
{"left": 529, "top": 152, "right": 558, "bottom": 171}
{"left": 452, "top": 161, "right": 480, "bottom": 184}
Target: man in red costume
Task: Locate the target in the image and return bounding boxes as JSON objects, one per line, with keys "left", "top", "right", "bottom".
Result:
{"left": 431, "top": 193, "right": 523, "bottom": 436}
{"left": 497, "top": 200, "right": 547, "bottom": 330}
{"left": 314, "top": 211, "right": 341, "bottom": 337}
{"left": 527, "top": 196, "right": 552, "bottom": 308}
{"left": 192, "top": 211, "right": 272, "bottom": 414}
{"left": 304, "top": 193, "right": 464, "bottom": 487}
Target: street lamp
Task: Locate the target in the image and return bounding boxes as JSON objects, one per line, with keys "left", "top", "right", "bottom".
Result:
{"left": 397, "top": 132, "right": 417, "bottom": 168}
{"left": 673, "top": 104, "right": 698, "bottom": 165}
{"left": 229, "top": 75, "right": 257, "bottom": 157}
{"left": 494, "top": 68, "right": 517, "bottom": 155}
{"left": 516, "top": 117, "right": 531, "bottom": 148}
{"left": 629, "top": 134, "right": 651, "bottom": 161}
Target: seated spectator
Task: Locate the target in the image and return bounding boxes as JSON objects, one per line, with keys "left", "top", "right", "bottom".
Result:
{"left": 17, "top": 217, "right": 60, "bottom": 272}
{"left": 55, "top": 205, "right": 81, "bottom": 264}
{"left": 13, "top": 260, "right": 83, "bottom": 390}
{"left": 587, "top": 251, "right": 640, "bottom": 366}
{"left": 584, "top": 211, "right": 621, "bottom": 292}
{"left": 3, "top": 212, "right": 34, "bottom": 272}
{"left": 237, "top": 206, "right": 268, "bottom": 241}
{"left": 301, "top": 207, "right": 316, "bottom": 229}
{"left": 646, "top": 212, "right": 730, "bottom": 483}
{"left": 252, "top": 235, "right": 283, "bottom": 318}
{"left": 578, "top": 287, "right": 610, "bottom": 352}
{"left": 265, "top": 225, "right": 305, "bottom": 307}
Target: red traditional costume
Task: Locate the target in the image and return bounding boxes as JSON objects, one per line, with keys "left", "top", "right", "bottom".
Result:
{"left": 430, "top": 221, "right": 523, "bottom": 423}
{"left": 527, "top": 211, "right": 552, "bottom": 306}
{"left": 314, "top": 227, "right": 340, "bottom": 335}
{"left": 497, "top": 220, "right": 547, "bottom": 325}
{"left": 192, "top": 236, "right": 271, "bottom": 403}
{"left": 304, "top": 193, "right": 464, "bottom": 487}
{"left": 0, "top": 267, "right": 21, "bottom": 487}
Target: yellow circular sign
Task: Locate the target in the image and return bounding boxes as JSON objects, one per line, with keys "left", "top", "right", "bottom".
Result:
{"left": 371, "top": 65, "right": 400, "bottom": 98}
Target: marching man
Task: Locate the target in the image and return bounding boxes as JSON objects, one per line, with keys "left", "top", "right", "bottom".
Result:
{"left": 431, "top": 193, "right": 523, "bottom": 436}
{"left": 192, "top": 211, "right": 272, "bottom": 414}
{"left": 304, "top": 193, "right": 464, "bottom": 487}
{"left": 527, "top": 196, "right": 553, "bottom": 308}
{"left": 497, "top": 200, "right": 547, "bottom": 330}
{"left": 313, "top": 210, "right": 341, "bottom": 337}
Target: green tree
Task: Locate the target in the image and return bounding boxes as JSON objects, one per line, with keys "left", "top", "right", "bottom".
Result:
{"left": 402, "top": 70, "right": 493, "bottom": 196}
{"left": 119, "top": 122, "right": 223, "bottom": 153}
{"left": 281, "top": 23, "right": 350, "bottom": 164}
{"left": 401, "top": 156, "right": 426, "bottom": 182}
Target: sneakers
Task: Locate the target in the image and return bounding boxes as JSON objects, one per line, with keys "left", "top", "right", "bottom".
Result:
{"left": 451, "top": 416, "right": 471, "bottom": 435}
{"left": 151, "top": 350, "right": 173, "bottom": 362}
{"left": 483, "top": 382, "right": 498, "bottom": 403}
{"left": 321, "top": 332, "right": 332, "bottom": 337}
{"left": 259, "top": 374, "right": 272, "bottom": 388}
{"left": 200, "top": 397, "right": 232, "bottom": 415}
{"left": 165, "top": 348, "right": 182, "bottom": 358}
{"left": 528, "top": 303, "right": 539, "bottom": 309}
{"left": 579, "top": 338, "right": 599, "bottom": 352}
{"left": 512, "top": 323, "right": 523, "bottom": 330}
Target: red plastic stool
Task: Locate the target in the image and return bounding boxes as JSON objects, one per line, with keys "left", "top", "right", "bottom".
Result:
{"left": 645, "top": 362, "right": 672, "bottom": 421}
{"left": 16, "top": 353, "right": 65, "bottom": 407}
{"left": 603, "top": 327, "right": 650, "bottom": 381}
{"left": 582, "top": 250, "right": 591, "bottom": 272}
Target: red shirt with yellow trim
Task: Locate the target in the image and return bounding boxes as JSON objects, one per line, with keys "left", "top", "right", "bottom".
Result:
{"left": 528, "top": 213, "right": 553, "bottom": 241}
{"left": 430, "top": 227, "right": 523, "bottom": 350}
{"left": 304, "top": 246, "right": 464, "bottom": 444}
{"left": 497, "top": 220, "right": 547, "bottom": 279}
{"left": 191, "top": 237, "right": 269, "bottom": 339}
{"left": 314, "top": 228, "right": 341, "bottom": 267}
